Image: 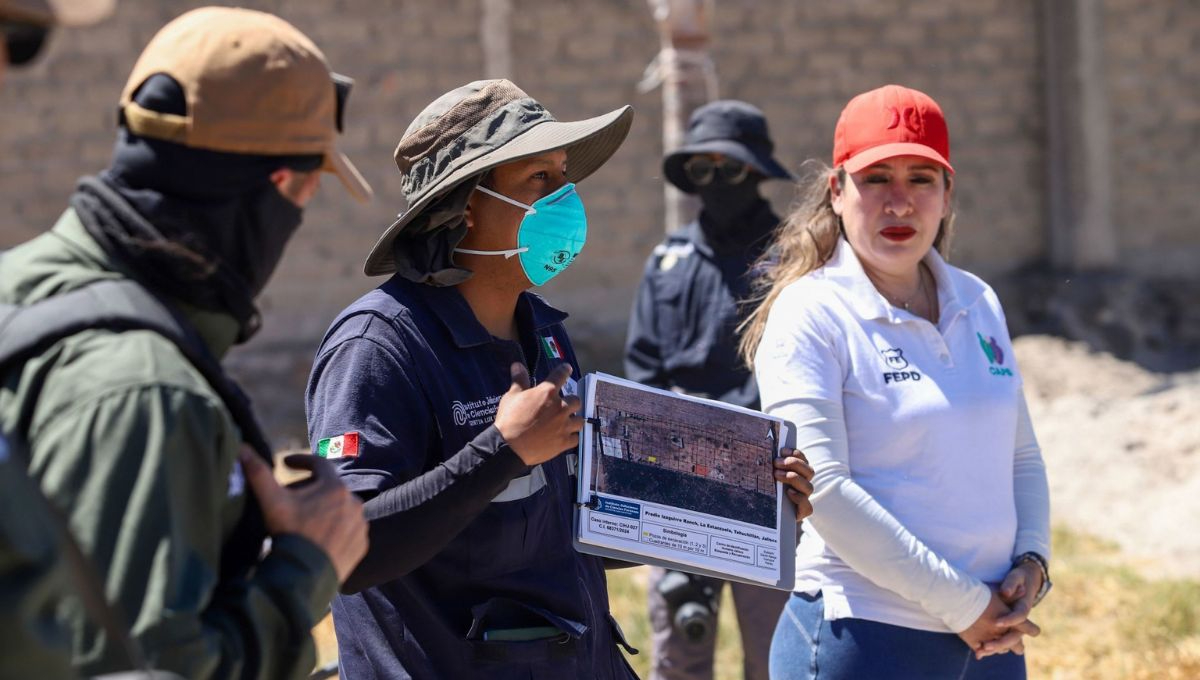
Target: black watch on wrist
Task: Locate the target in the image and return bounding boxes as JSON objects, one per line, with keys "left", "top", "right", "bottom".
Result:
{"left": 1013, "top": 552, "right": 1052, "bottom": 605}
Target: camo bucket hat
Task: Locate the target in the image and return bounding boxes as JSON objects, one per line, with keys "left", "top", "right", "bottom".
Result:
{"left": 364, "top": 79, "right": 633, "bottom": 281}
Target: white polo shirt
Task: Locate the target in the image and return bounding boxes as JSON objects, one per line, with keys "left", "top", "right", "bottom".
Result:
{"left": 756, "top": 238, "right": 1050, "bottom": 633}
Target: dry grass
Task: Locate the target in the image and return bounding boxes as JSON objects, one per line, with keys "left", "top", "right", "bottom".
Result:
{"left": 605, "top": 528, "right": 1200, "bottom": 679}
{"left": 310, "top": 527, "right": 1200, "bottom": 679}
{"left": 1022, "top": 529, "right": 1200, "bottom": 679}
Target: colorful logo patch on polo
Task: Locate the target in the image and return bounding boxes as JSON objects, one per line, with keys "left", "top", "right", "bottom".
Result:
{"left": 977, "top": 333, "right": 1005, "bottom": 365}
{"left": 977, "top": 333, "right": 1013, "bottom": 376}
{"left": 317, "top": 432, "right": 360, "bottom": 458}
{"left": 541, "top": 334, "right": 563, "bottom": 360}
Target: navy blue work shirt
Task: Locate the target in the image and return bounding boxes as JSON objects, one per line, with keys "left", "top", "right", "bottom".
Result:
{"left": 305, "top": 275, "right": 636, "bottom": 680}
{"left": 624, "top": 203, "right": 780, "bottom": 409}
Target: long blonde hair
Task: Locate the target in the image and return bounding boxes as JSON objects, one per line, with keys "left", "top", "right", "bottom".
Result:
{"left": 737, "top": 161, "right": 956, "bottom": 366}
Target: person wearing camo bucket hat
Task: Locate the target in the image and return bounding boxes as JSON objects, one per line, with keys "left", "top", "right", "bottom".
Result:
{"left": 306, "top": 80, "right": 639, "bottom": 679}
{"left": 363, "top": 78, "right": 633, "bottom": 282}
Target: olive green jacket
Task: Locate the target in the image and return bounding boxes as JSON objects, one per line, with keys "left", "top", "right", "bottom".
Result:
{"left": 0, "top": 434, "right": 77, "bottom": 679}
{"left": 0, "top": 209, "right": 337, "bottom": 679}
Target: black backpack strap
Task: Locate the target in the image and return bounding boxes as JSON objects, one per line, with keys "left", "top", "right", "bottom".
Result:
{"left": 0, "top": 279, "right": 272, "bottom": 458}
{"left": 0, "top": 279, "right": 278, "bottom": 670}
{"left": 1, "top": 278, "right": 273, "bottom": 577}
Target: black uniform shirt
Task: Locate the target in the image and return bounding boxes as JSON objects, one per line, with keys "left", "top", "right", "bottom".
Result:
{"left": 306, "top": 275, "right": 636, "bottom": 680}
{"left": 624, "top": 202, "right": 780, "bottom": 410}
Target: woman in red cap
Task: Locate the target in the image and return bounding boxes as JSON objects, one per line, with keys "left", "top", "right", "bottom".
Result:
{"left": 740, "top": 85, "right": 1051, "bottom": 679}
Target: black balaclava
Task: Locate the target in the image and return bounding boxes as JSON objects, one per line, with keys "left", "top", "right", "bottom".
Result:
{"left": 73, "top": 74, "right": 321, "bottom": 342}
{"left": 694, "top": 174, "right": 773, "bottom": 252}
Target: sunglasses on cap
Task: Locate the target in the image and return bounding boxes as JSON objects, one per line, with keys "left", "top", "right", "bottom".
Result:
{"left": 2, "top": 19, "right": 49, "bottom": 66}
{"left": 683, "top": 156, "right": 751, "bottom": 186}
{"left": 332, "top": 72, "right": 352, "bottom": 133}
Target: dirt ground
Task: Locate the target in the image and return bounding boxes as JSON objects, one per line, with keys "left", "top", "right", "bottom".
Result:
{"left": 1015, "top": 335, "right": 1200, "bottom": 578}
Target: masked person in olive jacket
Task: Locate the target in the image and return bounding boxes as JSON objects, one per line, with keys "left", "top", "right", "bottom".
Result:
{"left": 625, "top": 100, "right": 795, "bottom": 680}
{"left": 0, "top": 7, "right": 369, "bottom": 678}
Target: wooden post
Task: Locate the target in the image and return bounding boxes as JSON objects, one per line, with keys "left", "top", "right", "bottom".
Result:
{"left": 1042, "top": 0, "right": 1116, "bottom": 270}
{"left": 643, "top": 0, "right": 716, "bottom": 233}
{"left": 481, "top": 0, "right": 513, "bottom": 79}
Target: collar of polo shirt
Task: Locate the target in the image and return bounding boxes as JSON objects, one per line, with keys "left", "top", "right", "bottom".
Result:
{"left": 819, "top": 239, "right": 981, "bottom": 325}
{"left": 419, "top": 283, "right": 568, "bottom": 348}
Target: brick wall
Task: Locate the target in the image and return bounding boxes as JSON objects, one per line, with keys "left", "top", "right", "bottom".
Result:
{"left": 1103, "top": 0, "right": 1200, "bottom": 277}
{"left": 2, "top": 0, "right": 1194, "bottom": 442}
{"left": 500, "top": 0, "right": 1049, "bottom": 394}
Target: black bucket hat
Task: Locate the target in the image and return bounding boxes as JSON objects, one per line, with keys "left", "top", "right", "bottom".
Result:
{"left": 663, "top": 100, "right": 792, "bottom": 194}
{"left": 364, "top": 79, "right": 634, "bottom": 280}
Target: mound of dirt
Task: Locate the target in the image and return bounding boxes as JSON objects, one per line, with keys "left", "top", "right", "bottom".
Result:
{"left": 1015, "top": 336, "right": 1200, "bottom": 578}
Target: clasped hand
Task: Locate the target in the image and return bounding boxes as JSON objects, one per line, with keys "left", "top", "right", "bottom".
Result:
{"left": 959, "top": 561, "right": 1046, "bottom": 658}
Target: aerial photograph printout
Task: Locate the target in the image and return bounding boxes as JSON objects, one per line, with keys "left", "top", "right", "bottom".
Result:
{"left": 575, "top": 373, "right": 792, "bottom": 587}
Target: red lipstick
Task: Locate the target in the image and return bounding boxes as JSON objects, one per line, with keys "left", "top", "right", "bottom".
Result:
{"left": 880, "top": 226, "right": 916, "bottom": 242}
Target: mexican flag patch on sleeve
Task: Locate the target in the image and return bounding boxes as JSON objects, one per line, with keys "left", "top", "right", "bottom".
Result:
{"left": 317, "top": 432, "right": 359, "bottom": 459}
{"left": 541, "top": 334, "right": 563, "bottom": 360}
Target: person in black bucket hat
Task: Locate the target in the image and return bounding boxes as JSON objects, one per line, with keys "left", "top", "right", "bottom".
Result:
{"left": 306, "top": 79, "right": 643, "bottom": 679}
{"left": 626, "top": 100, "right": 798, "bottom": 680}
{"left": 663, "top": 100, "right": 793, "bottom": 192}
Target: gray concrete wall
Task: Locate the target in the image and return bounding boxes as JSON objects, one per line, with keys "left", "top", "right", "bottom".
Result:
{"left": 1103, "top": 0, "right": 1200, "bottom": 277}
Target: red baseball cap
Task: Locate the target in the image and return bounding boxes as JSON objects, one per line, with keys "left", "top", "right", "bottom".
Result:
{"left": 832, "top": 84, "right": 953, "bottom": 174}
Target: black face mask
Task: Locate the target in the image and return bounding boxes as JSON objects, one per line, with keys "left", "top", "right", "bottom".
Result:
{"left": 2, "top": 21, "right": 48, "bottom": 66}
{"left": 696, "top": 176, "right": 766, "bottom": 234}
{"left": 72, "top": 173, "right": 305, "bottom": 343}
{"left": 84, "top": 131, "right": 315, "bottom": 342}
{"left": 70, "top": 74, "right": 322, "bottom": 342}
{"left": 233, "top": 182, "right": 304, "bottom": 298}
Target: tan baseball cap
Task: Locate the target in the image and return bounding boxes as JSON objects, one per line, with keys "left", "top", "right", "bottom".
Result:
{"left": 0, "top": 0, "right": 114, "bottom": 26}
{"left": 118, "top": 6, "right": 371, "bottom": 203}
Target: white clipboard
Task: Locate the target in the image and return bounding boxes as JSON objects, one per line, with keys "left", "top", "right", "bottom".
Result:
{"left": 572, "top": 373, "right": 796, "bottom": 590}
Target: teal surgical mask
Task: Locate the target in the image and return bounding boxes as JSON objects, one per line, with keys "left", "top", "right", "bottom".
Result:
{"left": 455, "top": 182, "right": 588, "bottom": 286}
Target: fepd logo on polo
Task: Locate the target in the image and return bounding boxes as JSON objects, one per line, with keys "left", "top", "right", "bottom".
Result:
{"left": 978, "top": 333, "right": 1014, "bottom": 377}
{"left": 880, "top": 347, "right": 923, "bottom": 384}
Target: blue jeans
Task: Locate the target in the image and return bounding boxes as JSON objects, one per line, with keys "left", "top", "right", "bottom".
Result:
{"left": 769, "top": 592, "right": 1027, "bottom": 680}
